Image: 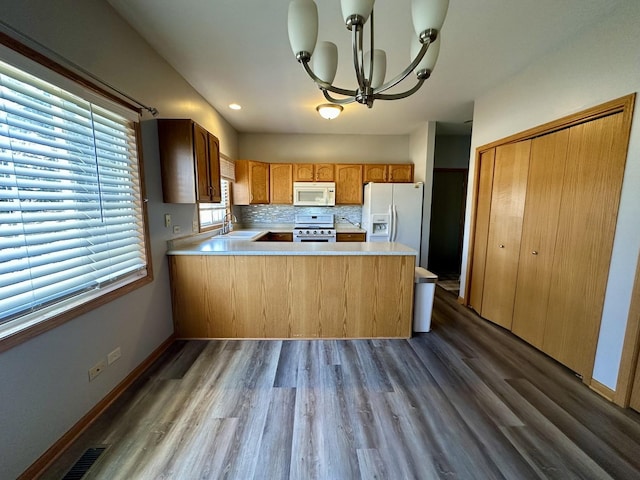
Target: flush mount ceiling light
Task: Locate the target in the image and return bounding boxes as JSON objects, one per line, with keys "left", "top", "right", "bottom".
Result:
{"left": 228, "top": 103, "right": 242, "bottom": 110}
{"left": 316, "top": 103, "right": 343, "bottom": 120}
{"left": 288, "top": 0, "right": 448, "bottom": 109}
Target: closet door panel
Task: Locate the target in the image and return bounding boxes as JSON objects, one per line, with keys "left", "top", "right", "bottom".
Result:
{"left": 544, "top": 112, "right": 628, "bottom": 377}
{"left": 481, "top": 141, "right": 531, "bottom": 329}
{"left": 468, "top": 149, "right": 495, "bottom": 313}
{"left": 512, "top": 129, "right": 569, "bottom": 348}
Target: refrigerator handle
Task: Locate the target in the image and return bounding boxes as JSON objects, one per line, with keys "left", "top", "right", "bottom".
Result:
{"left": 392, "top": 205, "right": 398, "bottom": 241}
{"left": 388, "top": 204, "right": 394, "bottom": 241}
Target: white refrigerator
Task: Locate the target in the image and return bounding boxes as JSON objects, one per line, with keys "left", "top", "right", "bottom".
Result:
{"left": 362, "top": 182, "right": 424, "bottom": 265}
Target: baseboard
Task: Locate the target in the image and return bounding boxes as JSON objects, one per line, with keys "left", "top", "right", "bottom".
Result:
{"left": 19, "top": 334, "right": 175, "bottom": 480}
{"left": 589, "top": 378, "right": 616, "bottom": 402}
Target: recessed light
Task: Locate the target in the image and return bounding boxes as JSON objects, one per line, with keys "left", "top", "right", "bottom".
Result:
{"left": 229, "top": 103, "right": 242, "bottom": 110}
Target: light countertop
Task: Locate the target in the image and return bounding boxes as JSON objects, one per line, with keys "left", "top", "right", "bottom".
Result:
{"left": 167, "top": 229, "right": 416, "bottom": 257}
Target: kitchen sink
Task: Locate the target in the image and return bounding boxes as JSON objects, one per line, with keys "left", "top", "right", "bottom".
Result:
{"left": 216, "top": 230, "right": 264, "bottom": 240}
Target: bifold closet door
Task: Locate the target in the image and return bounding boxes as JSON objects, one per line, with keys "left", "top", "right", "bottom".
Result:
{"left": 480, "top": 141, "right": 531, "bottom": 329}
{"left": 468, "top": 149, "right": 495, "bottom": 313}
{"left": 543, "top": 112, "right": 628, "bottom": 378}
{"left": 512, "top": 129, "right": 569, "bottom": 349}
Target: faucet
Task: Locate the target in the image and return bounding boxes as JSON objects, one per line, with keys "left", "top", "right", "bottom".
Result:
{"left": 221, "top": 212, "right": 238, "bottom": 235}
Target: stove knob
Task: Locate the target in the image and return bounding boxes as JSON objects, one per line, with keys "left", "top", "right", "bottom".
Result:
{"left": 306, "top": 230, "right": 310, "bottom": 234}
{"left": 313, "top": 230, "right": 318, "bottom": 235}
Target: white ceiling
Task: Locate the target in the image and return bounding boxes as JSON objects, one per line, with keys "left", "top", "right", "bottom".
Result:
{"left": 107, "top": 0, "right": 624, "bottom": 136}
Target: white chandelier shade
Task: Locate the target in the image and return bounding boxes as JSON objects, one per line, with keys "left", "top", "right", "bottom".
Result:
{"left": 287, "top": 0, "right": 449, "bottom": 108}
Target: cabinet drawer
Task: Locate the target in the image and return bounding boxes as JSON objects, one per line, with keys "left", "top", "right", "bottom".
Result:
{"left": 337, "top": 232, "right": 366, "bottom": 242}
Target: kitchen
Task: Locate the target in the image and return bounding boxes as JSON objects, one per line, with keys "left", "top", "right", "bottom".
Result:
{"left": 1, "top": 1, "right": 640, "bottom": 479}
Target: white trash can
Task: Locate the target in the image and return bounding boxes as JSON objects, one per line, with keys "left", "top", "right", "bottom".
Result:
{"left": 413, "top": 267, "right": 438, "bottom": 332}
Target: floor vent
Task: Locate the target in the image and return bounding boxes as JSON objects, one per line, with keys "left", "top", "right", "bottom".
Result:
{"left": 62, "top": 446, "right": 108, "bottom": 480}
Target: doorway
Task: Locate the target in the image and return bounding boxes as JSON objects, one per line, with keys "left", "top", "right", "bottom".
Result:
{"left": 428, "top": 168, "right": 468, "bottom": 285}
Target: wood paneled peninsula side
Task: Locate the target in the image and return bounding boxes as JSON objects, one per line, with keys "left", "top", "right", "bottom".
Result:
{"left": 167, "top": 233, "right": 416, "bottom": 339}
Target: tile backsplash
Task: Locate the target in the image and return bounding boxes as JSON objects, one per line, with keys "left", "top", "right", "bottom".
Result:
{"left": 233, "top": 205, "right": 362, "bottom": 226}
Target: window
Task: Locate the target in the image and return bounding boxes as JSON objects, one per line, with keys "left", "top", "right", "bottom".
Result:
{"left": 199, "top": 178, "right": 231, "bottom": 230}
{"left": 0, "top": 57, "right": 149, "bottom": 337}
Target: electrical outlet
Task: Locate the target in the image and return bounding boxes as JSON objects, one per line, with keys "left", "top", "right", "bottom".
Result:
{"left": 164, "top": 214, "right": 171, "bottom": 228}
{"left": 192, "top": 219, "right": 199, "bottom": 232}
{"left": 107, "top": 347, "right": 121, "bottom": 365}
{"left": 88, "top": 359, "right": 106, "bottom": 381}
{"left": 173, "top": 225, "right": 181, "bottom": 234}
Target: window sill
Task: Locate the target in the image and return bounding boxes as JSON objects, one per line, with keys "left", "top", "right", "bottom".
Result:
{"left": 0, "top": 272, "right": 153, "bottom": 353}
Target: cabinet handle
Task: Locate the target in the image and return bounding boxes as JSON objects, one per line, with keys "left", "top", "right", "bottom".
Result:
{"left": 499, "top": 244, "right": 505, "bottom": 248}
{"left": 532, "top": 251, "right": 538, "bottom": 255}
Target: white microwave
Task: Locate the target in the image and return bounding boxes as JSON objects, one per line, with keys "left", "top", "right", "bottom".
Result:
{"left": 293, "top": 182, "right": 336, "bottom": 206}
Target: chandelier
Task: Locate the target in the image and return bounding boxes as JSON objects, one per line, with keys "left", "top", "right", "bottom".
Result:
{"left": 287, "top": 0, "right": 449, "bottom": 108}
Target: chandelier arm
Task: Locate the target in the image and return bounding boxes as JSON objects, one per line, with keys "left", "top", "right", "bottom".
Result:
{"left": 301, "top": 60, "right": 358, "bottom": 97}
{"left": 322, "top": 90, "right": 357, "bottom": 105}
{"left": 368, "top": 10, "right": 375, "bottom": 83}
{"left": 353, "top": 25, "right": 366, "bottom": 90}
{"left": 373, "top": 78, "right": 426, "bottom": 101}
{"left": 372, "top": 38, "right": 431, "bottom": 95}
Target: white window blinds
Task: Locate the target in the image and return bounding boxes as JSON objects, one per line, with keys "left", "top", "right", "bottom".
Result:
{"left": 0, "top": 59, "right": 147, "bottom": 324}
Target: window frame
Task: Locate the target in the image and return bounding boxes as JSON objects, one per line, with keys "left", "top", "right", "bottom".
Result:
{"left": 0, "top": 35, "right": 153, "bottom": 353}
{"left": 198, "top": 178, "right": 232, "bottom": 232}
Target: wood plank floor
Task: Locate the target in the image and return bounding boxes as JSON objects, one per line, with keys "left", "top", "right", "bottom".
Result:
{"left": 43, "top": 287, "right": 640, "bottom": 479}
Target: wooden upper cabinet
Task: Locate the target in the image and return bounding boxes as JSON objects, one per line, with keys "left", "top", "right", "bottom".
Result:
{"left": 364, "top": 164, "right": 388, "bottom": 183}
{"left": 293, "top": 163, "right": 335, "bottom": 182}
{"left": 388, "top": 164, "right": 413, "bottom": 183}
{"left": 363, "top": 164, "right": 414, "bottom": 183}
{"left": 335, "top": 164, "right": 363, "bottom": 204}
{"left": 269, "top": 163, "right": 293, "bottom": 204}
{"left": 234, "top": 160, "right": 270, "bottom": 204}
{"left": 158, "top": 119, "right": 221, "bottom": 203}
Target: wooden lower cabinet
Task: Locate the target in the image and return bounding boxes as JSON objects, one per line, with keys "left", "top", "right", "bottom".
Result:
{"left": 169, "top": 254, "right": 414, "bottom": 338}
{"left": 336, "top": 232, "right": 366, "bottom": 242}
{"left": 260, "top": 232, "right": 293, "bottom": 242}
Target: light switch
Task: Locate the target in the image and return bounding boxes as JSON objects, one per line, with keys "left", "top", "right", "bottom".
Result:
{"left": 164, "top": 214, "right": 171, "bottom": 228}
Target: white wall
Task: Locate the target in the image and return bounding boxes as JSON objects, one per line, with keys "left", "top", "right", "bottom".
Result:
{"left": 411, "top": 122, "right": 437, "bottom": 267}
{"left": 0, "top": 1, "right": 237, "bottom": 478}
{"left": 434, "top": 135, "right": 471, "bottom": 169}
{"left": 239, "top": 133, "right": 409, "bottom": 164}
{"left": 459, "top": 0, "right": 640, "bottom": 390}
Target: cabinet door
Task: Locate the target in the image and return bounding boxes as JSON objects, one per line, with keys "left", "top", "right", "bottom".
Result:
{"left": 543, "top": 112, "right": 628, "bottom": 378}
{"left": 315, "top": 163, "right": 335, "bottom": 181}
{"left": 207, "top": 133, "right": 221, "bottom": 203}
{"left": 158, "top": 119, "right": 197, "bottom": 203}
{"left": 337, "top": 232, "right": 366, "bottom": 242}
{"left": 364, "top": 164, "right": 387, "bottom": 183}
{"left": 468, "top": 149, "right": 495, "bottom": 313}
{"left": 193, "top": 123, "right": 211, "bottom": 203}
{"left": 511, "top": 129, "right": 569, "bottom": 348}
{"left": 293, "top": 164, "right": 314, "bottom": 181}
{"left": 249, "top": 161, "right": 270, "bottom": 204}
{"left": 388, "top": 164, "right": 413, "bottom": 182}
{"left": 335, "top": 164, "right": 363, "bottom": 204}
{"left": 481, "top": 141, "right": 531, "bottom": 329}
{"left": 269, "top": 164, "right": 293, "bottom": 204}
